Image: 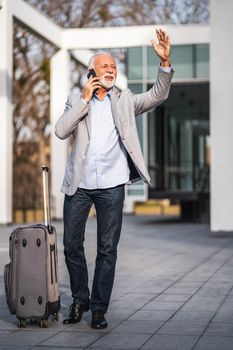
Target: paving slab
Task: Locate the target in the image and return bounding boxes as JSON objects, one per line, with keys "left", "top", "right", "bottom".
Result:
{"left": 156, "top": 293, "right": 191, "bottom": 302}
{"left": 171, "top": 310, "right": 215, "bottom": 322}
{"left": 204, "top": 321, "right": 233, "bottom": 336}
{"left": 157, "top": 321, "right": 208, "bottom": 336}
{"left": 0, "top": 330, "right": 56, "bottom": 346}
{"left": 141, "top": 334, "right": 199, "bottom": 350}
{"left": 128, "top": 309, "right": 176, "bottom": 322}
{"left": 89, "top": 332, "right": 151, "bottom": 349}
{"left": 213, "top": 311, "right": 233, "bottom": 323}
{"left": 40, "top": 331, "right": 102, "bottom": 348}
{"left": 194, "top": 336, "right": 233, "bottom": 350}
{"left": 142, "top": 300, "right": 184, "bottom": 311}
{"left": 111, "top": 320, "right": 164, "bottom": 334}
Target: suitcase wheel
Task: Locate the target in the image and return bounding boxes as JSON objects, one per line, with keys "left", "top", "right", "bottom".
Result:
{"left": 52, "top": 313, "right": 59, "bottom": 322}
{"left": 39, "top": 319, "right": 48, "bottom": 328}
{"left": 18, "top": 319, "right": 26, "bottom": 328}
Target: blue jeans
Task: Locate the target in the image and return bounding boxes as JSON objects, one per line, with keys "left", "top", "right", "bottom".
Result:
{"left": 63, "top": 185, "right": 125, "bottom": 314}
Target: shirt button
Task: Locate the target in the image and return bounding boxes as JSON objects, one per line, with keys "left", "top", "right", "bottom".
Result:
{"left": 82, "top": 155, "right": 86, "bottom": 159}
{"left": 122, "top": 137, "right": 125, "bottom": 141}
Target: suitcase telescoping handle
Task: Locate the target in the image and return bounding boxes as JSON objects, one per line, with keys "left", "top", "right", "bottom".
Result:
{"left": 41, "top": 165, "right": 52, "bottom": 233}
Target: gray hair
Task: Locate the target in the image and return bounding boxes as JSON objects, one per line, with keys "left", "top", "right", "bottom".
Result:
{"left": 87, "top": 51, "right": 115, "bottom": 70}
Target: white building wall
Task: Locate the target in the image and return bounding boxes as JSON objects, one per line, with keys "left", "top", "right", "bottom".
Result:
{"left": 63, "top": 25, "right": 210, "bottom": 49}
{"left": 50, "top": 50, "right": 70, "bottom": 219}
{"left": 210, "top": 0, "right": 233, "bottom": 233}
{"left": 0, "top": 1, "right": 13, "bottom": 224}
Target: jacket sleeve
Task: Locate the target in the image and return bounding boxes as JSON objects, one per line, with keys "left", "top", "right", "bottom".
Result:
{"left": 55, "top": 94, "right": 90, "bottom": 140}
{"left": 131, "top": 68, "right": 174, "bottom": 116}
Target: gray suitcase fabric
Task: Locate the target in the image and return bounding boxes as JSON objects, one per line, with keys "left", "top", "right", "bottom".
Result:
{"left": 4, "top": 224, "right": 60, "bottom": 320}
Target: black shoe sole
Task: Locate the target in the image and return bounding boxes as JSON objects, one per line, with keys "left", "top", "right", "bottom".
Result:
{"left": 91, "top": 322, "right": 108, "bottom": 329}
{"left": 63, "top": 319, "right": 81, "bottom": 325}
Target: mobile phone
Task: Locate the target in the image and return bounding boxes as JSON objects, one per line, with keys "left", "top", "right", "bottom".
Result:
{"left": 87, "top": 69, "right": 97, "bottom": 79}
{"left": 87, "top": 69, "right": 98, "bottom": 96}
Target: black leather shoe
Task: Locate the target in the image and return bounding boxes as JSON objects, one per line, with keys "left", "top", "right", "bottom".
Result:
{"left": 63, "top": 303, "right": 89, "bottom": 324}
{"left": 91, "top": 310, "right": 108, "bottom": 329}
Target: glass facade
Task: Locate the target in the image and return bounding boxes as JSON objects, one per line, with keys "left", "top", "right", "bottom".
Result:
{"left": 146, "top": 44, "right": 209, "bottom": 81}
{"left": 127, "top": 44, "right": 210, "bottom": 197}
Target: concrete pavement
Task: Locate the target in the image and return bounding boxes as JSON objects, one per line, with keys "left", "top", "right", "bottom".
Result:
{"left": 1, "top": 215, "right": 233, "bottom": 350}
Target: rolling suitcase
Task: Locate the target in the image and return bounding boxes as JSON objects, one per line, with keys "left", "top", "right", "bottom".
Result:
{"left": 4, "top": 166, "right": 60, "bottom": 328}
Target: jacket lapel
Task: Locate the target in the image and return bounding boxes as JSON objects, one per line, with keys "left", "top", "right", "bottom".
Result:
{"left": 85, "top": 112, "right": 91, "bottom": 138}
{"left": 111, "top": 87, "right": 121, "bottom": 133}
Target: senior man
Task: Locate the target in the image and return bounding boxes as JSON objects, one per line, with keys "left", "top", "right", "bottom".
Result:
{"left": 55, "top": 28, "right": 174, "bottom": 329}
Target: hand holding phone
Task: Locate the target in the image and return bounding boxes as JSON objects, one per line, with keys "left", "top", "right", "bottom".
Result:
{"left": 82, "top": 69, "right": 100, "bottom": 103}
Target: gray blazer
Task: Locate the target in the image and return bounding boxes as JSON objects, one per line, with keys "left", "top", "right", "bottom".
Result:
{"left": 55, "top": 68, "right": 174, "bottom": 195}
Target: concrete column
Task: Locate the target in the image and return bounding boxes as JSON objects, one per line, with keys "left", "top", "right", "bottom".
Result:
{"left": 0, "top": 0, "right": 13, "bottom": 224}
{"left": 210, "top": 0, "right": 233, "bottom": 233}
{"left": 50, "top": 50, "right": 70, "bottom": 219}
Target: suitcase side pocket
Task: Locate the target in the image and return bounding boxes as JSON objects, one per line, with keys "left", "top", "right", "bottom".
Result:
{"left": 50, "top": 243, "right": 58, "bottom": 284}
{"left": 50, "top": 244, "right": 54, "bottom": 284}
{"left": 4, "top": 263, "right": 16, "bottom": 315}
{"left": 53, "top": 243, "right": 58, "bottom": 283}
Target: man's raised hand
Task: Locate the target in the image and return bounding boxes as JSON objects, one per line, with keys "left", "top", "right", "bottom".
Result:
{"left": 151, "top": 28, "right": 171, "bottom": 67}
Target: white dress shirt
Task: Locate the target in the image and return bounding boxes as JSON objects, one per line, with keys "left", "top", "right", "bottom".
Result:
{"left": 79, "top": 66, "right": 172, "bottom": 190}
{"left": 79, "top": 90, "right": 130, "bottom": 189}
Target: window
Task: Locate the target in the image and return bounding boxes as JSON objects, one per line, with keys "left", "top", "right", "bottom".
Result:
{"left": 170, "top": 45, "right": 193, "bottom": 79}
{"left": 195, "top": 44, "right": 209, "bottom": 79}
{"left": 127, "top": 47, "right": 143, "bottom": 80}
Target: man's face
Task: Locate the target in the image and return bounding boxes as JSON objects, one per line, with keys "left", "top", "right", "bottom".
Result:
{"left": 94, "top": 54, "right": 117, "bottom": 89}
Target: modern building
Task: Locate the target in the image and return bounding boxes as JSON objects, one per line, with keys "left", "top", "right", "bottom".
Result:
{"left": 0, "top": 0, "right": 232, "bottom": 234}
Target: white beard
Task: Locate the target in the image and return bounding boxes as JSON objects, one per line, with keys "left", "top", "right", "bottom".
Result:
{"left": 99, "top": 76, "right": 116, "bottom": 89}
